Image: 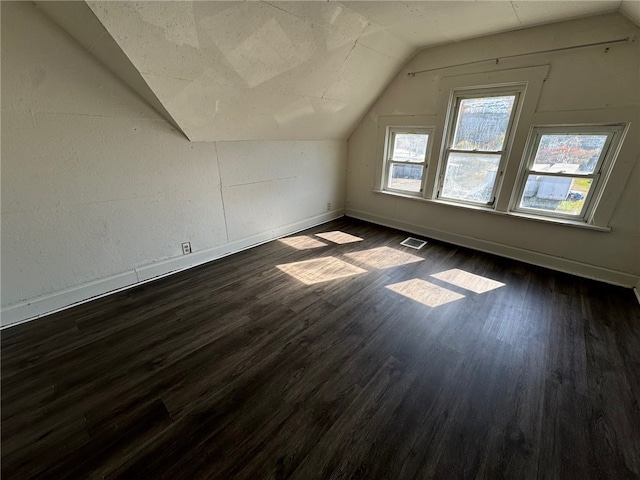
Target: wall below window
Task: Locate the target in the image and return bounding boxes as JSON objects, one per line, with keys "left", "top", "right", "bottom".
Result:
{"left": 1, "top": 2, "right": 347, "bottom": 326}
{"left": 346, "top": 13, "right": 640, "bottom": 287}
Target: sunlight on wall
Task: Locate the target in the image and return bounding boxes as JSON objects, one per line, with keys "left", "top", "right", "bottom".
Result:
{"left": 386, "top": 279, "right": 465, "bottom": 308}
{"left": 315, "top": 231, "right": 364, "bottom": 244}
{"left": 279, "top": 235, "right": 328, "bottom": 250}
{"left": 277, "top": 256, "right": 367, "bottom": 285}
{"left": 345, "top": 246, "right": 423, "bottom": 269}
{"left": 431, "top": 268, "right": 505, "bottom": 294}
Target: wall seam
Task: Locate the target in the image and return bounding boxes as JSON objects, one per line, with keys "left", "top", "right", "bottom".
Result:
{"left": 215, "top": 142, "right": 230, "bottom": 243}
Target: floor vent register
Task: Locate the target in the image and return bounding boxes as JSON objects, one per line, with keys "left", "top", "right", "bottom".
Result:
{"left": 400, "top": 237, "right": 427, "bottom": 250}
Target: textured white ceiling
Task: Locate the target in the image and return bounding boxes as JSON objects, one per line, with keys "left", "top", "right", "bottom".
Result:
{"left": 38, "top": 1, "right": 639, "bottom": 141}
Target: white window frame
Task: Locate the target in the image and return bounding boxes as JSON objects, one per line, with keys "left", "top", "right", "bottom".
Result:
{"left": 383, "top": 126, "right": 434, "bottom": 196}
{"left": 436, "top": 85, "right": 525, "bottom": 207}
{"left": 511, "top": 124, "right": 626, "bottom": 223}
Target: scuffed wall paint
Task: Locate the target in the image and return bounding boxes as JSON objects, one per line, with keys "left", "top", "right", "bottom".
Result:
{"left": 1, "top": 2, "right": 347, "bottom": 319}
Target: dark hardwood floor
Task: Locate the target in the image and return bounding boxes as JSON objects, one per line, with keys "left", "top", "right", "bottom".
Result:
{"left": 2, "top": 217, "right": 639, "bottom": 479}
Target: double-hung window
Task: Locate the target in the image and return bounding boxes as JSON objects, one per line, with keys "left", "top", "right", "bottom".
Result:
{"left": 513, "top": 125, "right": 624, "bottom": 221}
{"left": 383, "top": 127, "right": 432, "bottom": 195}
{"left": 376, "top": 65, "right": 628, "bottom": 230}
{"left": 437, "top": 87, "right": 523, "bottom": 205}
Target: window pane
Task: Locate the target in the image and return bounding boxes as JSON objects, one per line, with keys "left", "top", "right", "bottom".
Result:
{"left": 532, "top": 134, "right": 607, "bottom": 174}
{"left": 388, "top": 163, "right": 423, "bottom": 192}
{"left": 440, "top": 153, "right": 500, "bottom": 203}
{"left": 520, "top": 174, "right": 592, "bottom": 215}
{"left": 392, "top": 133, "right": 428, "bottom": 163}
{"left": 452, "top": 96, "right": 515, "bottom": 151}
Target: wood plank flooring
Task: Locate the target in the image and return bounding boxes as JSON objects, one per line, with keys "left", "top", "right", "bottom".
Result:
{"left": 2, "top": 217, "right": 639, "bottom": 479}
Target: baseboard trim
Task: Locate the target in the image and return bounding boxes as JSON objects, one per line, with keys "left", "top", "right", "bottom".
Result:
{"left": 1, "top": 210, "right": 344, "bottom": 328}
{"left": 0, "top": 271, "right": 139, "bottom": 329}
{"left": 346, "top": 208, "right": 639, "bottom": 288}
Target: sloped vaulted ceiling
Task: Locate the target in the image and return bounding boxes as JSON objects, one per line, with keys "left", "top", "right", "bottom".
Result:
{"left": 36, "top": 1, "right": 640, "bottom": 142}
{"left": 85, "top": 1, "right": 411, "bottom": 142}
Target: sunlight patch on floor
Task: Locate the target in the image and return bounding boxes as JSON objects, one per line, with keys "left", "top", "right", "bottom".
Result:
{"left": 386, "top": 279, "right": 465, "bottom": 308}
{"left": 431, "top": 268, "right": 505, "bottom": 294}
{"left": 345, "top": 246, "right": 423, "bottom": 269}
{"left": 315, "top": 231, "right": 364, "bottom": 244}
{"left": 279, "top": 235, "right": 328, "bottom": 250}
{"left": 277, "top": 257, "right": 367, "bottom": 285}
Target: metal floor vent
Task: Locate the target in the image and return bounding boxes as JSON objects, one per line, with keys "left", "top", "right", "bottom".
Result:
{"left": 400, "top": 237, "right": 427, "bottom": 250}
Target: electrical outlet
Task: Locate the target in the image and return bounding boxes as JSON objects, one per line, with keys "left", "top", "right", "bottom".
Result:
{"left": 327, "top": 202, "right": 332, "bottom": 211}
{"left": 182, "top": 242, "right": 191, "bottom": 255}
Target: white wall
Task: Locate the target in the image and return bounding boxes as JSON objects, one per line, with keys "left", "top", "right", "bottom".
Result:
{"left": 346, "top": 13, "right": 640, "bottom": 286}
{"left": 1, "top": 2, "right": 346, "bottom": 326}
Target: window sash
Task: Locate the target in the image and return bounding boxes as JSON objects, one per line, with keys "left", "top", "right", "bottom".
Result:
{"left": 525, "top": 130, "right": 613, "bottom": 176}
{"left": 517, "top": 171, "right": 600, "bottom": 219}
{"left": 383, "top": 127, "right": 431, "bottom": 195}
{"left": 446, "top": 149, "right": 506, "bottom": 155}
{"left": 437, "top": 89, "right": 522, "bottom": 206}
{"left": 512, "top": 126, "right": 620, "bottom": 221}
{"left": 385, "top": 161, "right": 427, "bottom": 194}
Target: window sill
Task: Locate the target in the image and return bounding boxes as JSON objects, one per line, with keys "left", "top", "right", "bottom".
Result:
{"left": 372, "top": 189, "right": 611, "bottom": 232}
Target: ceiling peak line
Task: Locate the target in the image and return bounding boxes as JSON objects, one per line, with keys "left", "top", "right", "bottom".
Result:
{"left": 320, "top": 22, "right": 371, "bottom": 100}
{"left": 509, "top": 1, "right": 523, "bottom": 26}
{"left": 356, "top": 41, "right": 403, "bottom": 62}
{"left": 407, "top": 36, "right": 634, "bottom": 77}
{"left": 261, "top": 1, "right": 307, "bottom": 23}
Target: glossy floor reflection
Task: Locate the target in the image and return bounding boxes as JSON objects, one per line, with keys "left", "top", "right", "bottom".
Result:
{"left": 315, "top": 231, "right": 364, "bottom": 244}
{"left": 386, "top": 278, "right": 465, "bottom": 307}
{"left": 431, "top": 268, "right": 505, "bottom": 294}
{"left": 345, "top": 246, "right": 423, "bottom": 269}
{"left": 278, "top": 235, "right": 328, "bottom": 250}
{"left": 276, "top": 256, "right": 366, "bottom": 285}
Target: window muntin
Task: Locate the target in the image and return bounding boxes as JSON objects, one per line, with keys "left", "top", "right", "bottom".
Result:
{"left": 514, "top": 127, "right": 620, "bottom": 220}
{"left": 438, "top": 89, "right": 521, "bottom": 205}
{"left": 384, "top": 127, "right": 431, "bottom": 194}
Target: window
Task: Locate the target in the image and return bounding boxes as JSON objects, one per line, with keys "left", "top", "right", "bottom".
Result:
{"left": 374, "top": 66, "right": 630, "bottom": 231}
{"left": 383, "top": 127, "right": 432, "bottom": 195}
{"left": 513, "top": 125, "right": 624, "bottom": 221}
{"left": 437, "top": 87, "right": 523, "bottom": 205}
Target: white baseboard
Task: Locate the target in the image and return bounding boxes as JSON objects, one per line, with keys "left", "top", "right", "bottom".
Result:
{"left": 0, "top": 271, "right": 139, "bottom": 329}
{"left": 346, "top": 208, "right": 639, "bottom": 288}
{"left": 634, "top": 279, "right": 640, "bottom": 306}
{"left": 1, "top": 210, "right": 344, "bottom": 328}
